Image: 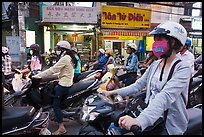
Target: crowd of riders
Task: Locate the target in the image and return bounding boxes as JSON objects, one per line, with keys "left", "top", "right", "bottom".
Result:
{"left": 2, "top": 20, "right": 202, "bottom": 135}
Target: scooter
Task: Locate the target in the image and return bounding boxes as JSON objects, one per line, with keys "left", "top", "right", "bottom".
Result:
{"left": 44, "top": 53, "right": 58, "bottom": 67}
{"left": 2, "top": 86, "right": 51, "bottom": 135}
{"left": 2, "top": 106, "right": 51, "bottom": 135}
{"left": 76, "top": 61, "right": 103, "bottom": 83}
{"left": 78, "top": 91, "right": 202, "bottom": 135}
{"left": 6, "top": 70, "right": 99, "bottom": 122}
{"left": 187, "top": 73, "right": 202, "bottom": 109}
{"left": 115, "top": 52, "right": 125, "bottom": 65}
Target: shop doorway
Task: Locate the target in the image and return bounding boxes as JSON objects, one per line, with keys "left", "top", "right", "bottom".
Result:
{"left": 113, "top": 42, "right": 122, "bottom": 55}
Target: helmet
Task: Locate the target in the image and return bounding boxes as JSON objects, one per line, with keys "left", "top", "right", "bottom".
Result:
{"left": 71, "top": 46, "right": 78, "bottom": 53}
{"left": 125, "top": 43, "right": 138, "bottom": 51}
{"left": 105, "top": 49, "right": 113, "bottom": 56}
{"left": 30, "top": 44, "right": 40, "bottom": 52}
{"left": 2, "top": 47, "right": 9, "bottom": 54}
{"left": 149, "top": 21, "right": 187, "bottom": 45}
{"left": 56, "top": 41, "right": 71, "bottom": 50}
{"left": 185, "top": 38, "right": 191, "bottom": 49}
{"left": 98, "top": 48, "right": 105, "bottom": 54}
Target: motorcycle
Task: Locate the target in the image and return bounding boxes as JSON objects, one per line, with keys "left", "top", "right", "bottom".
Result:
{"left": 115, "top": 52, "right": 125, "bottom": 65}
{"left": 44, "top": 53, "right": 58, "bottom": 67}
{"left": 2, "top": 83, "right": 51, "bottom": 136}
{"left": 3, "top": 65, "right": 30, "bottom": 95}
{"left": 78, "top": 91, "right": 202, "bottom": 135}
{"left": 74, "top": 69, "right": 103, "bottom": 83}
{"left": 6, "top": 70, "right": 99, "bottom": 123}
{"left": 2, "top": 106, "right": 51, "bottom": 135}
{"left": 114, "top": 65, "right": 140, "bottom": 87}
{"left": 187, "top": 72, "right": 202, "bottom": 109}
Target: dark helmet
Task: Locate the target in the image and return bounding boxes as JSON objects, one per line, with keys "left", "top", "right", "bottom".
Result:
{"left": 30, "top": 44, "right": 40, "bottom": 52}
{"left": 185, "top": 38, "right": 191, "bottom": 49}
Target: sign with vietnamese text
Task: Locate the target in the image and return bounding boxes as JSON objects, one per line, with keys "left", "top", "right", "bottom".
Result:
{"left": 101, "top": 6, "right": 151, "bottom": 28}
{"left": 42, "top": 6, "right": 97, "bottom": 24}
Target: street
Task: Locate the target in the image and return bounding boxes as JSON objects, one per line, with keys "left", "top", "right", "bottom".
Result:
{"left": 48, "top": 119, "right": 83, "bottom": 135}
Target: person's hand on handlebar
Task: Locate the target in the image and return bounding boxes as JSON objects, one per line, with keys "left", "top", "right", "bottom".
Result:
{"left": 118, "top": 115, "right": 141, "bottom": 131}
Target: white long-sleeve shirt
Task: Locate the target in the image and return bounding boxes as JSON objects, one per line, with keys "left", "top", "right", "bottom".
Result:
{"left": 177, "top": 50, "right": 195, "bottom": 76}
{"left": 33, "top": 55, "right": 74, "bottom": 87}
{"left": 116, "top": 56, "right": 191, "bottom": 135}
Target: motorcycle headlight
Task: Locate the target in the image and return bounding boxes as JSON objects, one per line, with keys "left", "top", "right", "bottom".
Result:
{"left": 81, "top": 106, "right": 96, "bottom": 122}
{"left": 86, "top": 112, "right": 100, "bottom": 121}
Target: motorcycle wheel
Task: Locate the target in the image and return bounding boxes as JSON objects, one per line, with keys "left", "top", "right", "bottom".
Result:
{"left": 78, "top": 123, "right": 104, "bottom": 135}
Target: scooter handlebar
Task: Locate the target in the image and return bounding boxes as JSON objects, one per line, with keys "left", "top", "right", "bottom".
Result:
{"left": 130, "top": 125, "right": 141, "bottom": 135}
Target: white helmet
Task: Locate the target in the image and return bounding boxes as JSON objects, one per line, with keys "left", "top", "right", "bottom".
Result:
{"left": 125, "top": 43, "right": 138, "bottom": 51}
{"left": 149, "top": 21, "right": 187, "bottom": 45}
{"left": 56, "top": 41, "right": 71, "bottom": 50}
{"left": 98, "top": 48, "right": 105, "bottom": 54}
{"left": 71, "top": 46, "right": 78, "bottom": 53}
{"left": 2, "top": 47, "right": 9, "bottom": 54}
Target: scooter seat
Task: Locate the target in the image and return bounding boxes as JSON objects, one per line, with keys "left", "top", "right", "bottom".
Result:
{"left": 77, "top": 70, "right": 95, "bottom": 81}
{"left": 41, "top": 74, "right": 59, "bottom": 83}
{"left": 68, "top": 79, "right": 96, "bottom": 95}
{"left": 184, "top": 108, "right": 202, "bottom": 135}
{"left": 2, "top": 106, "right": 36, "bottom": 131}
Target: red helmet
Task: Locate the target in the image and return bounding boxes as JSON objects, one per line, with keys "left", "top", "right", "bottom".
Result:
{"left": 30, "top": 44, "right": 40, "bottom": 52}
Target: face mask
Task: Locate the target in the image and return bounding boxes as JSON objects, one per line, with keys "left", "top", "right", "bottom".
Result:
{"left": 30, "top": 50, "right": 33, "bottom": 55}
{"left": 56, "top": 50, "right": 61, "bottom": 55}
{"left": 152, "top": 40, "right": 169, "bottom": 58}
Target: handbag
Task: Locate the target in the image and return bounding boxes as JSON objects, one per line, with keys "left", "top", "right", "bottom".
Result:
{"left": 124, "top": 59, "right": 182, "bottom": 133}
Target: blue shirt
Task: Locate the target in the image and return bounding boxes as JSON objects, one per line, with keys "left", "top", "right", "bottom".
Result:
{"left": 74, "top": 55, "right": 81, "bottom": 74}
{"left": 125, "top": 53, "right": 138, "bottom": 73}
{"left": 98, "top": 54, "right": 108, "bottom": 70}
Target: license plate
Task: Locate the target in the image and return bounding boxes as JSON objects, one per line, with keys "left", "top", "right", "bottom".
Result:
{"left": 40, "top": 128, "right": 51, "bottom": 135}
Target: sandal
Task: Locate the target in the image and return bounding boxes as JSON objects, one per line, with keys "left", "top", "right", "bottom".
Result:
{"left": 52, "top": 129, "right": 67, "bottom": 135}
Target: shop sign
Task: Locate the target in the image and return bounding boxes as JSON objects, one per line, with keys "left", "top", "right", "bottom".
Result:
{"left": 101, "top": 6, "right": 151, "bottom": 29}
{"left": 42, "top": 6, "right": 97, "bottom": 24}
{"left": 191, "top": 17, "right": 202, "bottom": 30}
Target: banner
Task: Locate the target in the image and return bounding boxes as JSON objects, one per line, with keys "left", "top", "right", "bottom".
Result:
{"left": 101, "top": 6, "right": 151, "bottom": 29}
